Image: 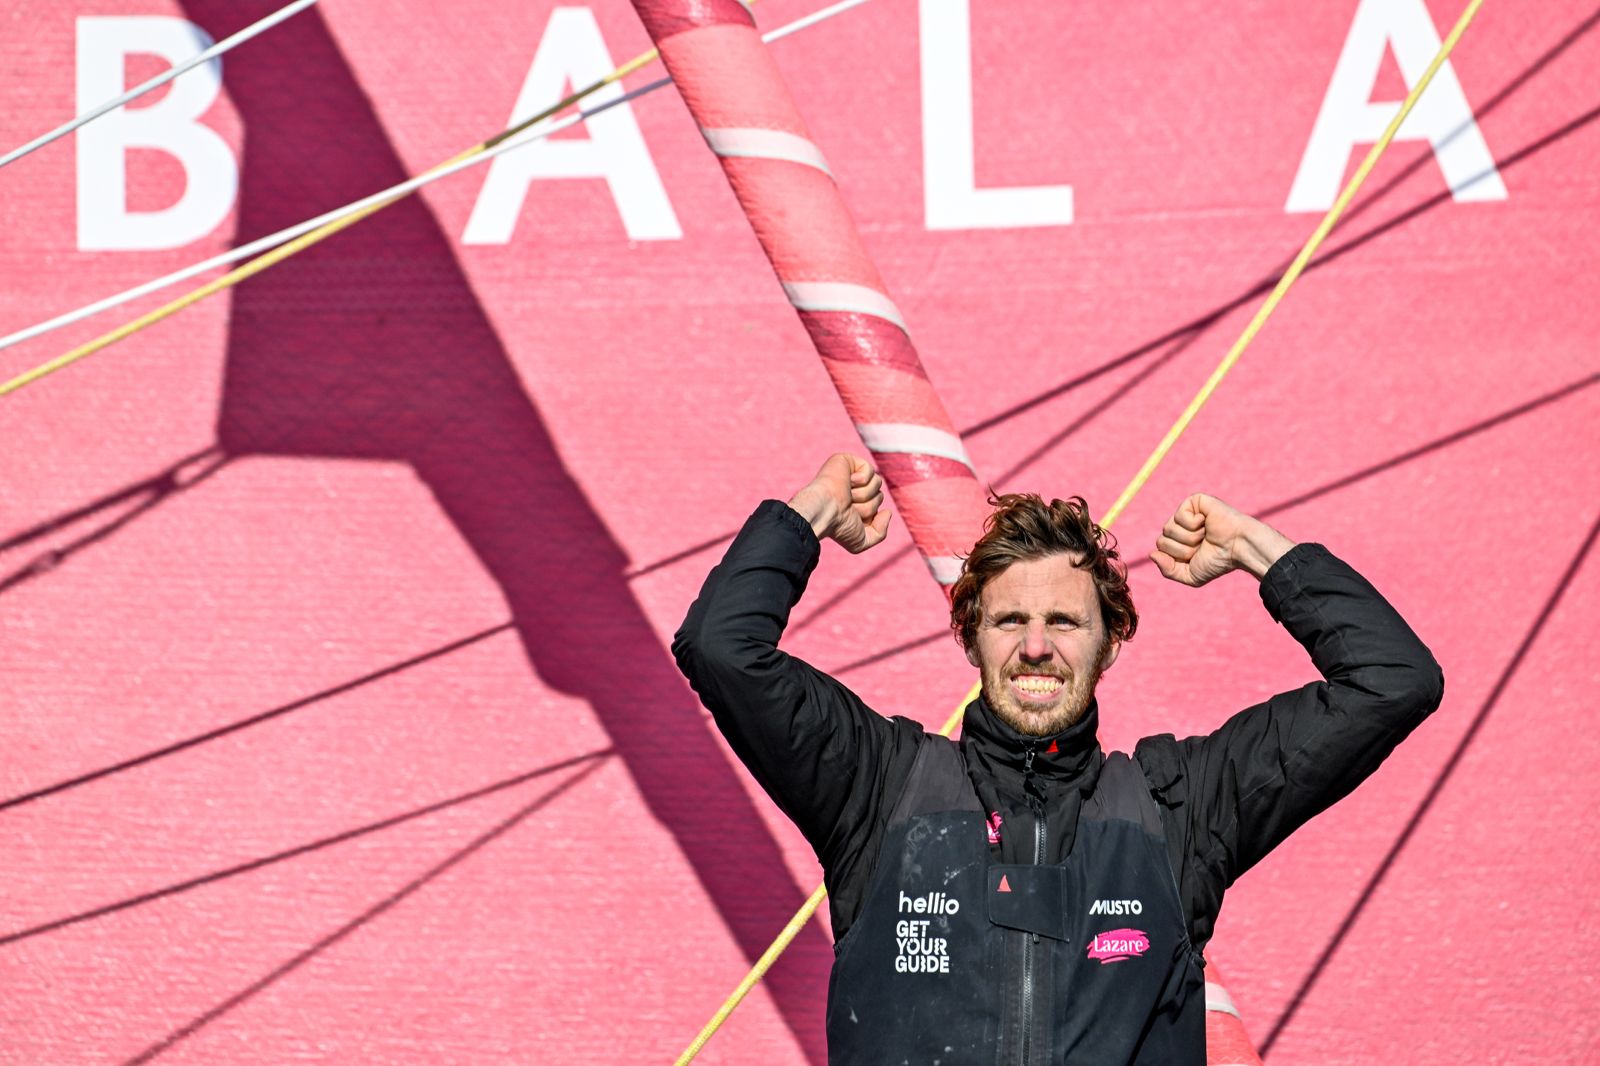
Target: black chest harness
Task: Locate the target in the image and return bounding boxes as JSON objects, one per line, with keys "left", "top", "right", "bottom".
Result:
{"left": 825, "top": 736, "right": 1206, "bottom": 1065}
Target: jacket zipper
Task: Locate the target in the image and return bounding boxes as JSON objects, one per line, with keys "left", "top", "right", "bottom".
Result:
{"left": 1019, "top": 743, "right": 1044, "bottom": 1065}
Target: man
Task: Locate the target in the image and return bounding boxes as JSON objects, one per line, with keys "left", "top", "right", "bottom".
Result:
{"left": 673, "top": 454, "right": 1443, "bottom": 1065}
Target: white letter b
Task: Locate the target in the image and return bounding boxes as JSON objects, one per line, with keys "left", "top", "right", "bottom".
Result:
{"left": 76, "top": 16, "right": 238, "bottom": 251}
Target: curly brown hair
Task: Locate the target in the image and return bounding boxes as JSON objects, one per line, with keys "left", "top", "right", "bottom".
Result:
{"left": 950, "top": 493, "right": 1138, "bottom": 651}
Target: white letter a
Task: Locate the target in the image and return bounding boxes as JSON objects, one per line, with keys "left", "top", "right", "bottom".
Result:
{"left": 1285, "top": 0, "right": 1506, "bottom": 213}
{"left": 464, "top": 7, "right": 680, "bottom": 243}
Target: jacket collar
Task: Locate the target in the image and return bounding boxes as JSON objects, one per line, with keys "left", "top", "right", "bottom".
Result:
{"left": 959, "top": 692, "right": 1104, "bottom": 792}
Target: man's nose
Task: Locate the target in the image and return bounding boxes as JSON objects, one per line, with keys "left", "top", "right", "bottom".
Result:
{"left": 1020, "top": 623, "right": 1051, "bottom": 662}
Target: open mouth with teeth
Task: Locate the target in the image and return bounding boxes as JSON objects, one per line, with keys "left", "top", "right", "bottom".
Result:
{"left": 1009, "top": 674, "right": 1066, "bottom": 702}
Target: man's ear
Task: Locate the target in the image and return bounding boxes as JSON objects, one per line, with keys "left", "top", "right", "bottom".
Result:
{"left": 964, "top": 641, "right": 980, "bottom": 669}
{"left": 1100, "top": 640, "right": 1121, "bottom": 672}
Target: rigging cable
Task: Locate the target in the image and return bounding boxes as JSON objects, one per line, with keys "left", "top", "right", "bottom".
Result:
{"left": 0, "top": 0, "right": 322, "bottom": 171}
{"left": 0, "top": 0, "right": 875, "bottom": 397}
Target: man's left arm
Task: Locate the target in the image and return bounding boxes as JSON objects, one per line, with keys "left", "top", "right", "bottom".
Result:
{"left": 1138, "top": 494, "right": 1445, "bottom": 944}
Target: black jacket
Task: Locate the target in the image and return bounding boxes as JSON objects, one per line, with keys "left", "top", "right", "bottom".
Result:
{"left": 672, "top": 499, "right": 1445, "bottom": 951}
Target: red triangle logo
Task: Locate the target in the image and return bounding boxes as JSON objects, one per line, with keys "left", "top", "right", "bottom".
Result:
{"left": 997, "top": 875, "right": 1012, "bottom": 893}
{"left": 1046, "top": 740, "right": 1058, "bottom": 754}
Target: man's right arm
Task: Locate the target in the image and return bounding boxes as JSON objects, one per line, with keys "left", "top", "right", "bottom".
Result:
{"left": 672, "top": 463, "right": 921, "bottom": 891}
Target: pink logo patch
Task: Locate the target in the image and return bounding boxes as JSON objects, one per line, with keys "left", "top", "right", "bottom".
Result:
{"left": 986, "top": 811, "right": 1003, "bottom": 845}
{"left": 1085, "top": 928, "right": 1150, "bottom": 964}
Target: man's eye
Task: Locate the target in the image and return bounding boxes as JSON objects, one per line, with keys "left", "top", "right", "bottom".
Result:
{"left": 997, "top": 618, "right": 1022, "bottom": 629}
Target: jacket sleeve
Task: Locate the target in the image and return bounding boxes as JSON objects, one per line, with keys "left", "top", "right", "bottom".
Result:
{"left": 1134, "top": 542, "right": 1445, "bottom": 949}
{"left": 672, "top": 500, "right": 924, "bottom": 911}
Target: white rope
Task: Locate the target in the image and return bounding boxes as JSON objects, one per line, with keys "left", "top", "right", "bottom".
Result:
{"left": 0, "top": 81, "right": 661, "bottom": 355}
{"left": 0, "top": 0, "right": 873, "bottom": 357}
{"left": 0, "top": 0, "right": 321, "bottom": 171}
{"left": 761, "top": 0, "right": 872, "bottom": 42}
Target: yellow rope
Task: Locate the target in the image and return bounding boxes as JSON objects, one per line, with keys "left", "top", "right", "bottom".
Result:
{"left": 671, "top": 703, "right": 964, "bottom": 1066}
{"left": 675, "top": 1, "right": 1485, "bottom": 1058}
{"left": 0, "top": 49, "right": 663, "bottom": 399}
{"left": 672, "top": 883, "right": 831, "bottom": 1066}
{"left": 1100, "top": 0, "right": 1486, "bottom": 528}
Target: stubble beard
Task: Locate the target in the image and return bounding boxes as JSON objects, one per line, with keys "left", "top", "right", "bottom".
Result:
{"left": 981, "top": 659, "right": 1102, "bottom": 738}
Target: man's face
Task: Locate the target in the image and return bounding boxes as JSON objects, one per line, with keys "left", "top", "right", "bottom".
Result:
{"left": 966, "top": 553, "right": 1119, "bottom": 737}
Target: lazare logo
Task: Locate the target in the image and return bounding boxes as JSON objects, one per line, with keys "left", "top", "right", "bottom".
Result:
{"left": 899, "top": 890, "right": 960, "bottom": 916}
{"left": 1089, "top": 898, "right": 1144, "bottom": 915}
{"left": 1086, "top": 929, "right": 1150, "bottom": 965}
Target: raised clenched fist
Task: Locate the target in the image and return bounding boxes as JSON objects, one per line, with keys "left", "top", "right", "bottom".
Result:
{"left": 787, "top": 454, "right": 892, "bottom": 554}
{"left": 1150, "top": 493, "right": 1296, "bottom": 586}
